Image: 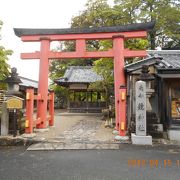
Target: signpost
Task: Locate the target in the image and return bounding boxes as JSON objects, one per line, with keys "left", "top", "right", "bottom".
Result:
{"left": 131, "top": 80, "right": 152, "bottom": 145}
{"left": 136, "top": 81, "right": 146, "bottom": 136}
{"left": 6, "top": 96, "right": 23, "bottom": 137}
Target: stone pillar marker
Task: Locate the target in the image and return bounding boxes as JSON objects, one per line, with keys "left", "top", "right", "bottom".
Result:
{"left": 136, "top": 81, "right": 146, "bottom": 136}
{"left": 131, "top": 80, "right": 152, "bottom": 145}
{"left": 1, "top": 102, "right": 9, "bottom": 135}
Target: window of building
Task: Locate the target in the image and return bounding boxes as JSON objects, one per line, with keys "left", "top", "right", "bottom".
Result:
{"left": 171, "top": 86, "right": 180, "bottom": 119}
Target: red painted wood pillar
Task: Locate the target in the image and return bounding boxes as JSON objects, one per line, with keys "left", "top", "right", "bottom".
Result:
{"left": 49, "top": 90, "right": 55, "bottom": 126}
{"left": 36, "top": 37, "right": 50, "bottom": 129}
{"left": 112, "top": 34, "right": 126, "bottom": 133}
{"left": 25, "top": 87, "right": 34, "bottom": 134}
{"left": 119, "top": 85, "right": 127, "bottom": 136}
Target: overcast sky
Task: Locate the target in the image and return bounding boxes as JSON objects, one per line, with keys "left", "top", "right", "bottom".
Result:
{"left": 0, "top": 0, "right": 113, "bottom": 80}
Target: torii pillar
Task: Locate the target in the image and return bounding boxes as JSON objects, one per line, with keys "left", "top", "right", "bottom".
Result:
{"left": 36, "top": 38, "right": 50, "bottom": 128}
{"left": 113, "top": 34, "right": 126, "bottom": 135}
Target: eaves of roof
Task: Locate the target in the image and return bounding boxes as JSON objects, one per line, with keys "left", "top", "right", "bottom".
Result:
{"left": 14, "top": 22, "right": 155, "bottom": 37}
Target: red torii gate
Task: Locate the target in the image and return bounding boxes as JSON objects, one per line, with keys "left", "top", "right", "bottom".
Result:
{"left": 14, "top": 22, "right": 154, "bottom": 136}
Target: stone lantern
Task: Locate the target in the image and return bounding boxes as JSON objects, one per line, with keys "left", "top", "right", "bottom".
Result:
{"left": 3, "top": 67, "right": 22, "bottom": 96}
{"left": 137, "top": 65, "right": 155, "bottom": 112}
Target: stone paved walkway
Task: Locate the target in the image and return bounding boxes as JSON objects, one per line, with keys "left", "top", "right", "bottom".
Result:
{"left": 28, "top": 113, "right": 118, "bottom": 150}
{"left": 62, "top": 116, "right": 106, "bottom": 143}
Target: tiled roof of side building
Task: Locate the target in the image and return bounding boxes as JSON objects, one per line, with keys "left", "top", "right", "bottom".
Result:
{"left": 148, "top": 50, "right": 180, "bottom": 68}
{"left": 55, "top": 66, "right": 103, "bottom": 85}
{"left": 19, "top": 76, "right": 38, "bottom": 89}
{"left": 125, "top": 50, "right": 180, "bottom": 72}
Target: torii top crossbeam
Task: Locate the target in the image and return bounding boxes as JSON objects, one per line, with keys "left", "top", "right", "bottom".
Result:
{"left": 14, "top": 22, "right": 154, "bottom": 38}
{"left": 14, "top": 22, "right": 154, "bottom": 136}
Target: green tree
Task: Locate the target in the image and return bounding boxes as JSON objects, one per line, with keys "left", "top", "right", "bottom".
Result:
{"left": 71, "top": 0, "right": 113, "bottom": 28}
{"left": 0, "top": 20, "right": 13, "bottom": 89}
{"left": 89, "top": 58, "right": 114, "bottom": 105}
{"left": 114, "top": 0, "right": 180, "bottom": 49}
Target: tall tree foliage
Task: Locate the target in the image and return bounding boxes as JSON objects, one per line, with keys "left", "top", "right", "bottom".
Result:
{"left": 0, "top": 20, "right": 12, "bottom": 89}
{"left": 71, "top": 0, "right": 113, "bottom": 28}
{"left": 72, "top": 0, "right": 180, "bottom": 49}
{"left": 114, "top": 0, "right": 180, "bottom": 49}
{"left": 89, "top": 58, "right": 114, "bottom": 105}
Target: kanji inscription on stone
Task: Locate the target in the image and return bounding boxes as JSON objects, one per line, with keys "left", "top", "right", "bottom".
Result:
{"left": 136, "top": 81, "right": 146, "bottom": 136}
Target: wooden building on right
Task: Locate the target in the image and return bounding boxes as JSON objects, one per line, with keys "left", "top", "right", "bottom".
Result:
{"left": 125, "top": 50, "right": 180, "bottom": 141}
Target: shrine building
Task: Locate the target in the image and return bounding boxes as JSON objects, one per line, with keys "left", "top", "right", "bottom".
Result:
{"left": 54, "top": 66, "right": 106, "bottom": 113}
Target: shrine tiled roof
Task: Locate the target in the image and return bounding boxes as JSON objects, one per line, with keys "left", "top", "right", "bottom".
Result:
{"left": 54, "top": 66, "right": 103, "bottom": 85}
{"left": 19, "top": 76, "right": 38, "bottom": 89}
{"left": 148, "top": 50, "right": 180, "bottom": 68}
{"left": 125, "top": 50, "right": 180, "bottom": 73}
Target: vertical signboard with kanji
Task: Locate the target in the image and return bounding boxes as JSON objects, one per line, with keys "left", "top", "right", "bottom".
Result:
{"left": 136, "top": 81, "right": 146, "bottom": 136}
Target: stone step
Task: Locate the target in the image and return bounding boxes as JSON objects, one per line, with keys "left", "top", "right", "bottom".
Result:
{"left": 168, "top": 129, "right": 180, "bottom": 141}
{"left": 27, "top": 142, "right": 120, "bottom": 150}
{"left": 56, "top": 112, "right": 103, "bottom": 116}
